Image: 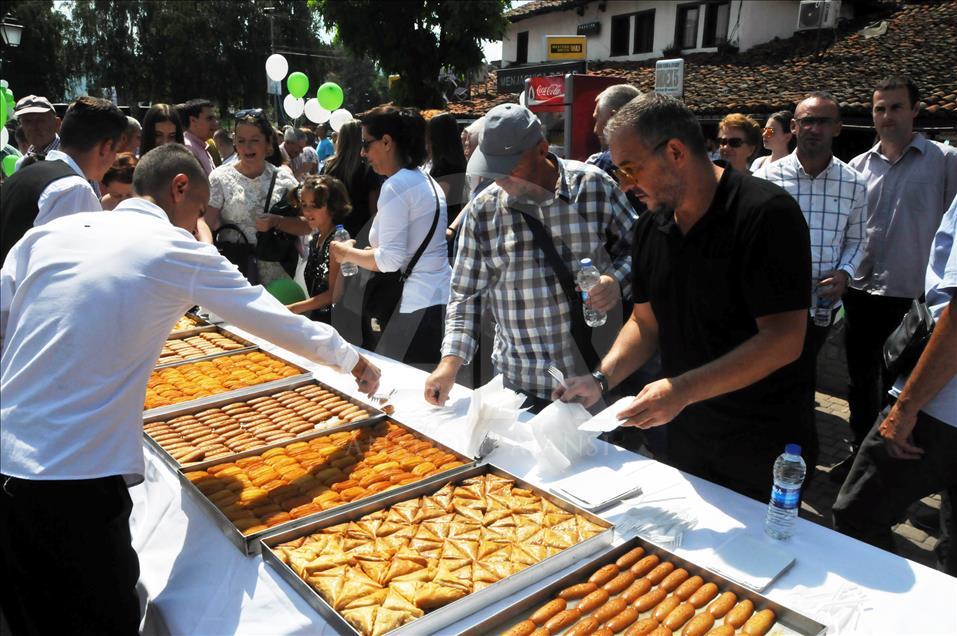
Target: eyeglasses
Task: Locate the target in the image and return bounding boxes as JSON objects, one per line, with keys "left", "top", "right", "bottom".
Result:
{"left": 762, "top": 127, "right": 776, "bottom": 138}
{"left": 795, "top": 116, "right": 837, "bottom": 128}
{"left": 609, "top": 138, "right": 670, "bottom": 183}
{"left": 717, "top": 137, "right": 746, "bottom": 148}
{"left": 360, "top": 138, "right": 381, "bottom": 151}
{"left": 234, "top": 108, "right": 265, "bottom": 120}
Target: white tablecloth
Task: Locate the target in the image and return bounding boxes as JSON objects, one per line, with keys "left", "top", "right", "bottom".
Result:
{"left": 131, "top": 329, "right": 957, "bottom": 635}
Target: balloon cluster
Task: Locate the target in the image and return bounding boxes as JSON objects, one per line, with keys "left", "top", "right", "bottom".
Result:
{"left": 265, "top": 54, "right": 352, "bottom": 131}
{"left": 2, "top": 79, "right": 18, "bottom": 176}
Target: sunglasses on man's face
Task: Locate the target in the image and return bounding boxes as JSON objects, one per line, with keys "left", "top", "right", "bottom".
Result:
{"left": 234, "top": 108, "right": 265, "bottom": 120}
{"left": 717, "top": 137, "right": 746, "bottom": 148}
{"left": 360, "top": 138, "right": 381, "bottom": 151}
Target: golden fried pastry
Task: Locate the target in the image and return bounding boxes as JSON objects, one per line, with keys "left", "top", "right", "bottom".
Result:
{"left": 273, "top": 474, "right": 604, "bottom": 635}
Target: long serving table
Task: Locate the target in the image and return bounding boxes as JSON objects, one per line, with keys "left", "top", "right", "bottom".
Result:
{"left": 130, "top": 325, "right": 957, "bottom": 635}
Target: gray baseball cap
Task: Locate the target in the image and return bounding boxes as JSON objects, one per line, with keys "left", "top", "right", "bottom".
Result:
{"left": 467, "top": 103, "right": 543, "bottom": 179}
{"left": 14, "top": 95, "right": 56, "bottom": 117}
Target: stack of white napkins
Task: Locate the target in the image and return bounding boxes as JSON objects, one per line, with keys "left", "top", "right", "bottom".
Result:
{"left": 462, "top": 375, "right": 528, "bottom": 458}
{"left": 527, "top": 400, "right": 597, "bottom": 475}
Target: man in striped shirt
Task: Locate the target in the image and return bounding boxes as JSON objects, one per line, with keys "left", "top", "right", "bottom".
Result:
{"left": 424, "top": 104, "right": 638, "bottom": 411}
{"left": 754, "top": 91, "right": 866, "bottom": 365}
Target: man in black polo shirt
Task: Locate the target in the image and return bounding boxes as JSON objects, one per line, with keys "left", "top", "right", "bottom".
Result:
{"left": 557, "top": 94, "right": 816, "bottom": 501}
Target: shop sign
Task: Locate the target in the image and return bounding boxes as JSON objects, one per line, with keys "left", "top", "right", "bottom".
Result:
{"left": 496, "top": 60, "right": 585, "bottom": 94}
{"left": 577, "top": 21, "right": 601, "bottom": 37}
{"left": 655, "top": 58, "right": 684, "bottom": 98}
{"left": 546, "top": 35, "right": 587, "bottom": 60}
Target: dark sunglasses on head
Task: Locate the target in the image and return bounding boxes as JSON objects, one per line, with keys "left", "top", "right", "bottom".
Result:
{"left": 717, "top": 137, "right": 746, "bottom": 148}
{"left": 360, "top": 138, "right": 380, "bottom": 151}
{"left": 234, "top": 108, "right": 265, "bottom": 120}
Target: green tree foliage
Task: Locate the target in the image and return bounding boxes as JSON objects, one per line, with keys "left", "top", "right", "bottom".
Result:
{"left": 311, "top": 0, "right": 509, "bottom": 108}
{"left": 2, "top": 1, "right": 77, "bottom": 102}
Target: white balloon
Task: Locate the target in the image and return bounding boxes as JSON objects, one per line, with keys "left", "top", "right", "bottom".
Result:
{"left": 0, "top": 79, "right": 7, "bottom": 89}
{"left": 265, "top": 54, "right": 289, "bottom": 82}
{"left": 303, "top": 98, "right": 328, "bottom": 123}
{"left": 0, "top": 127, "right": 8, "bottom": 147}
{"left": 283, "top": 95, "right": 305, "bottom": 119}
{"left": 329, "top": 108, "right": 352, "bottom": 132}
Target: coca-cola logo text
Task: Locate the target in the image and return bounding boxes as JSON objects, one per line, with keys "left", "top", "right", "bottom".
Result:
{"left": 533, "top": 82, "right": 563, "bottom": 99}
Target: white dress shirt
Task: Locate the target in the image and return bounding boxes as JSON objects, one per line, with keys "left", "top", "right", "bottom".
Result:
{"left": 34, "top": 149, "right": 102, "bottom": 226}
{"left": 753, "top": 151, "right": 867, "bottom": 307}
{"left": 369, "top": 168, "right": 452, "bottom": 313}
{"left": 1, "top": 198, "right": 359, "bottom": 484}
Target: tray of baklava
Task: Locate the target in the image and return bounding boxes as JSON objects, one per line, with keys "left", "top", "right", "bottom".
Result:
{"left": 261, "top": 464, "right": 614, "bottom": 636}
{"left": 143, "top": 349, "right": 310, "bottom": 414}
{"left": 143, "top": 377, "right": 384, "bottom": 469}
{"left": 179, "top": 418, "right": 476, "bottom": 554}
{"left": 155, "top": 325, "right": 258, "bottom": 367}
{"left": 463, "top": 535, "right": 825, "bottom": 636}
{"left": 169, "top": 311, "right": 210, "bottom": 337}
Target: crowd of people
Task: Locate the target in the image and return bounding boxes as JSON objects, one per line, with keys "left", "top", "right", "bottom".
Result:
{"left": 1, "top": 73, "right": 955, "bottom": 633}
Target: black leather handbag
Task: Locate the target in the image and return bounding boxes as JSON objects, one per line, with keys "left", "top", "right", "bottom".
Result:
{"left": 255, "top": 172, "right": 299, "bottom": 277}
{"left": 213, "top": 223, "right": 259, "bottom": 285}
{"left": 883, "top": 298, "right": 935, "bottom": 380}
{"left": 362, "top": 177, "right": 441, "bottom": 338}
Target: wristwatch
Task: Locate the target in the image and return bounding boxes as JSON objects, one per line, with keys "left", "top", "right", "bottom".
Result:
{"left": 591, "top": 370, "right": 609, "bottom": 394}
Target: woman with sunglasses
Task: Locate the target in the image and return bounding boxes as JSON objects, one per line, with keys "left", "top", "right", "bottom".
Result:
{"left": 205, "top": 109, "right": 306, "bottom": 285}
{"left": 751, "top": 110, "right": 795, "bottom": 172}
{"left": 330, "top": 105, "right": 451, "bottom": 366}
{"left": 717, "top": 113, "right": 762, "bottom": 175}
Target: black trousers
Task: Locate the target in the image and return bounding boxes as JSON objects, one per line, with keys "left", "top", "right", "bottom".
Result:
{"left": 843, "top": 288, "right": 914, "bottom": 445}
{"left": 832, "top": 406, "right": 957, "bottom": 575}
{"left": 0, "top": 475, "right": 140, "bottom": 635}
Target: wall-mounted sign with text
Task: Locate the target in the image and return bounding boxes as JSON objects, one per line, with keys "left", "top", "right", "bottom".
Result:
{"left": 497, "top": 60, "right": 586, "bottom": 94}
{"left": 577, "top": 21, "right": 601, "bottom": 37}
{"left": 545, "top": 35, "right": 587, "bottom": 60}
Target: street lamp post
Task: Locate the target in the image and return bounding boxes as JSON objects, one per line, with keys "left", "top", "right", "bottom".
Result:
{"left": 0, "top": 13, "right": 24, "bottom": 76}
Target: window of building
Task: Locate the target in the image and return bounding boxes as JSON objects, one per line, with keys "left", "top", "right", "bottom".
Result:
{"left": 633, "top": 10, "right": 655, "bottom": 54}
{"left": 516, "top": 31, "right": 528, "bottom": 64}
{"left": 675, "top": 4, "right": 700, "bottom": 49}
{"left": 703, "top": 2, "right": 731, "bottom": 47}
{"left": 610, "top": 14, "right": 631, "bottom": 57}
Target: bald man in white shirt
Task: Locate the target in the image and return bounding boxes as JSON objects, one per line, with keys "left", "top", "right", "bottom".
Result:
{"left": 0, "top": 143, "right": 379, "bottom": 634}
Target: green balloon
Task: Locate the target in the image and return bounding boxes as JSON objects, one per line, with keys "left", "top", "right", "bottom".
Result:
{"left": 317, "top": 82, "right": 344, "bottom": 111}
{"left": 2, "top": 155, "right": 17, "bottom": 177}
{"left": 0, "top": 91, "right": 5, "bottom": 128}
{"left": 266, "top": 278, "right": 306, "bottom": 304}
{"left": 286, "top": 72, "right": 309, "bottom": 99}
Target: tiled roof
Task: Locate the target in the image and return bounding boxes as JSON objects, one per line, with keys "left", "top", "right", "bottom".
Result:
{"left": 453, "top": 1, "right": 957, "bottom": 124}
{"left": 505, "top": 0, "right": 582, "bottom": 22}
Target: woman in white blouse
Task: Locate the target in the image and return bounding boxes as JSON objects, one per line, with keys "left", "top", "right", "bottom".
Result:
{"left": 330, "top": 106, "right": 451, "bottom": 365}
{"left": 205, "top": 109, "right": 306, "bottom": 285}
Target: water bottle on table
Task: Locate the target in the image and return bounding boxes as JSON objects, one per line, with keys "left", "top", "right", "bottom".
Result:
{"left": 333, "top": 224, "right": 358, "bottom": 277}
{"left": 577, "top": 258, "right": 607, "bottom": 327}
{"left": 765, "top": 443, "right": 807, "bottom": 540}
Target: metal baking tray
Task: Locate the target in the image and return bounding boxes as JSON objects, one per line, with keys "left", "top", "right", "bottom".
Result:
{"left": 168, "top": 311, "right": 211, "bottom": 337}
{"left": 155, "top": 325, "right": 259, "bottom": 369}
{"left": 261, "top": 463, "right": 615, "bottom": 635}
{"left": 143, "top": 377, "right": 385, "bottom": 472}
{"left": 174, "top": 417, "right": 479, "bottom": 555}
{"left": 462, "top": 535, "right": 827, "bottom": 636}
{"left": 143, "top": 349, "right": 313, "bottom": 418}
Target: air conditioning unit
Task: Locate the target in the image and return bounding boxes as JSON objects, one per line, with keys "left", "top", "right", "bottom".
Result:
{"left": 796, "top": 0, "right": 840, "bottom": 31}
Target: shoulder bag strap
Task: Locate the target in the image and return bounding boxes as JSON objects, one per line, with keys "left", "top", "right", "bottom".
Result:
{"left": 400, "top": 175, "right": 442, "bottom": 282}
{"left": 512, "top": 203, "right": 600, "bottom": 369}
{"left": 262, "top": 169, "right": 278, "bottom": 215}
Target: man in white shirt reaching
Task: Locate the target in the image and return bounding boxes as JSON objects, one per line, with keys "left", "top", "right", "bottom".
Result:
{"left": 0, "top": 143, "right": 380, "bottom": 634}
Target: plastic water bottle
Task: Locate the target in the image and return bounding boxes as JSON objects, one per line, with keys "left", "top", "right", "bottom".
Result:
{"left": 576, "top": 258, "right": 607, "bottom": 327}
{"left": 765, "top": 444, "right": 807, "bottom": 540}
{"left": 812, "top": 291, "right": 832, "bottom": 327}
{"left": 333, "top": 225, "right": 358, "bottom": 277}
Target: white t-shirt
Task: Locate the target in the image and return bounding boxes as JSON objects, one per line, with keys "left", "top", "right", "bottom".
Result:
{"left": 369, "top": 168, "right": 452, "bottom": 313}
{"left": 35, "top": 150, "right": 102, "bottom": 226}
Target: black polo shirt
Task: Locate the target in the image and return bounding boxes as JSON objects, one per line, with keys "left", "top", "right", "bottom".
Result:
{"left": 631, "top": 168, "right": 812, "bottom": 439}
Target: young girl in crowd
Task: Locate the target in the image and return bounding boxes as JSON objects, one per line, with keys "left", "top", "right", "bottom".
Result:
{"left": 139, "top": 103, "right": 184, "bottom": 157}
{"left": 100, "top": 152, "right": 137, "bottom": 210}
{"left": 285, "top": 175, "right": 352, "bottom": 324}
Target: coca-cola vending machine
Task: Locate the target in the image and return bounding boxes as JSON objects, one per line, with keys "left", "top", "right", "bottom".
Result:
{"left": 523, "top": 73, "right": 622, "bottom": 161}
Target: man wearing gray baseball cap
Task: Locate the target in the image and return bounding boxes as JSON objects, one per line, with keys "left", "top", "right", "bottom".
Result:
{"left": 12, "top": 95, "right": 61, "bottom": 171}
{"left": 424, "top": 103, "right": 639, "bottom": 411}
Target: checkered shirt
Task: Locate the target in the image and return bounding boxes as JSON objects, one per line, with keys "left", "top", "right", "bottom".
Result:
{"left": 443, "top": 157, "right": 637, "bottom": 399}
{"left": 753, "top": 152, "right": 867, "bottom": 301}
